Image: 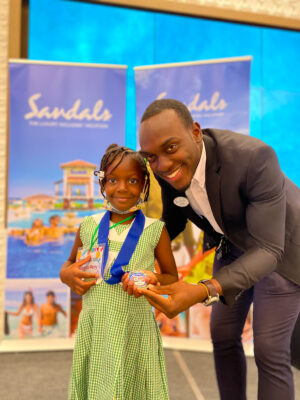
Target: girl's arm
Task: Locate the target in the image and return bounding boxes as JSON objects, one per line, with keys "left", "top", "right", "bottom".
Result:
{"left": 122, "top": 226, "right": 178, "bottom": 297}
{"left": 57, "top": 304, "right": 67, "bottom": 317}
{"left": 7, "top": 304, "right": 24, "bottom": 316}
{"left": 154, "top": 226, "right": 178, "bottom": 285}
{"left": 33, "top": 304, "right": 41, "bottom": 329}
{"left": 59, "top": 227, "right": 97, "bottom": 295}
{"left": 39, "top": 305, "right": 43, "bottom": 331}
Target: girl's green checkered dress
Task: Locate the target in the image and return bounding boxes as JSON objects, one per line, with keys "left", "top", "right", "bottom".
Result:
{"left": 68, "top": 212, "right": 170, "bottom": 400}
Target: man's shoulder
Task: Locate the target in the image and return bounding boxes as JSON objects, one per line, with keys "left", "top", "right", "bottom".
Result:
{"left": 203, "top": 128, "right": 272, "bottom": 164}
{"left": 203, "top": 128, "right": 265, "bottom": 146}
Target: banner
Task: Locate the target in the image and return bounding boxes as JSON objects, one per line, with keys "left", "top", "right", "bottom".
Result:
{"left": 135, "top": 56, "right": 251, "bottom": 136}
{"left": 5, "top": 60, "right": 127, "bottom": 342}
{"left": 135, "top": 57, "right": 252, "bottom": 345}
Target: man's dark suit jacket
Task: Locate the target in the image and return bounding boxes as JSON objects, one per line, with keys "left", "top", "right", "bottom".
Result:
{"left": 157, "top": 128, "right": 300, "bottom": 306}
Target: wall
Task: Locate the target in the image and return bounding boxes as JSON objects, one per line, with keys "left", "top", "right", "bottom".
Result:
{"left": 1, "top": 0, "right": 299, "bottom": 341}
{"left": 29, "top": 0, "right": 300, "bottom": 185}
{"left": 94, "top": 0, "right": 300, "bottom": 29}
{"left": 0, "top": 0, "right": 9, "bottom": 340}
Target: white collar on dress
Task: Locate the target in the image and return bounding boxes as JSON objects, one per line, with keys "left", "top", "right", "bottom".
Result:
{"left": 92, "top": 212, "right": 157, "bottom": 231}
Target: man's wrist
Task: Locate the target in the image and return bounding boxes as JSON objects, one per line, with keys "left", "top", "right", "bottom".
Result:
{"left": 191, "top": 282, "right": 209, "bottom": 304}
{"left": 198, "top": 278, "right": 222, "bottom": 306}
{"left": 210, "top": 278, "right": 223, "bottom": 295}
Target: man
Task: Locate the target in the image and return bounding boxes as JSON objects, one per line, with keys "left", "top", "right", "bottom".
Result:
{"left": 138, "top": 99, "right": 300, "bottom": 400}
{"left": 142, "top": 166, "right": 195, "bottom": 263}
{"left": 40, "top": 290, "right": 67, "bottom": 336}
{"left": 44, "top": 215, "right": 64, "bottom": 240}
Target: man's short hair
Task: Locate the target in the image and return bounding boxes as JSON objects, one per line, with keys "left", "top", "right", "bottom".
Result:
{"left": 141, "top": 99, "right": 194, "bottom": 130}
{"left": 49, "top": 215, "right": 59, "bottom": 222}
{"left": 46, "top": 290, "right": 55, "bottom": 297}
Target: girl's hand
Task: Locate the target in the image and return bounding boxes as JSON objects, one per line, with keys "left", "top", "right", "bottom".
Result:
{"left": 122, "top": 270, "right": 158, "bottom": 298}
{"left": 60, "top": 255, "right": 98, "bottom": 296}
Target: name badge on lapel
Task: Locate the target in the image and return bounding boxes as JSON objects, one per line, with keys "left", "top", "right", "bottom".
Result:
{"left": 173, "top": 197, "right": 189, "bottom": 207}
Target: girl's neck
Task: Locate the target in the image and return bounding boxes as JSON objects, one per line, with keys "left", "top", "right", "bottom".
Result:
{"left": 110, "top": 211, "right": 136, "bottom": 224}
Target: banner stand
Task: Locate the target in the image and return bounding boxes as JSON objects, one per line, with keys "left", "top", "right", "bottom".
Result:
{"left": 134, "top": 56, "right": 252, "bottom": 350}
{"left": 4, "top": 59, "right": 127, "bottom": 349}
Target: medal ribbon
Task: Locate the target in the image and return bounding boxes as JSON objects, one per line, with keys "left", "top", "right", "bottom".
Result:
{"left": 89, "top": 214, "right": 134, "bottom": 252}
{"left": 97, "top": 209, "right": 145, "bottom": 284}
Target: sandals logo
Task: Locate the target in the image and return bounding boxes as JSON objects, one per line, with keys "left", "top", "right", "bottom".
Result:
{"left": 157, "top": 91, "right": 227, "bottom": 116}
{"left": 24, "top": 93, "right": 112, "bottom": 128}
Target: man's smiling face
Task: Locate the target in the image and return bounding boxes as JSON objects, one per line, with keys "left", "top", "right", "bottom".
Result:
{"left": 139, "top": 109, "right": 203, "bottom": 191}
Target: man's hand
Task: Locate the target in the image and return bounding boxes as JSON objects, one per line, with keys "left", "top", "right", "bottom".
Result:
{"left": 139, "top": 281, "right": 207, "bottom": 319}
{"left": 60, "top": 255, "right": 98, "bottom": 296}
{"left": 122, "top": 270, "right": 158, "bottom": 298}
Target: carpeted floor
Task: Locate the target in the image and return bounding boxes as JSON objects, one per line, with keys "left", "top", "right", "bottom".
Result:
{"left": 1, "top": 350, "right": 299, "bottom": 399}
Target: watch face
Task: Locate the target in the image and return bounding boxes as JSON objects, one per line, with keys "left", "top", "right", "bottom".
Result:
{"left": 203, "top": 295, "right": 220, "bottom": 306}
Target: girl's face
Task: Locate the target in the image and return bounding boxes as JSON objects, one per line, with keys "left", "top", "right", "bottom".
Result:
{"left": 24, "top": 293, "right": 33, "bottom": 304}
{"left": 103, "top": 156, "right": 145, "bottom": 212}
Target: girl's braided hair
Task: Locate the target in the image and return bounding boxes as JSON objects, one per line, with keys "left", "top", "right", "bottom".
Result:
{"left": 99, "top": 144, "right": 150, "bottom": 201}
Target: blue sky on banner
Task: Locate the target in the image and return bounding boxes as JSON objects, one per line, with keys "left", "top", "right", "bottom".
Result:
{"left": 8, "top": 62, "right": 126, "bottom": 198}
{"left": 135, "top": 59, "right": 251, "bottom": 137}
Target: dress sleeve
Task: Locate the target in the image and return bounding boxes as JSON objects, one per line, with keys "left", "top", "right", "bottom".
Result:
{"left": 150, "top": 220, "right": 165, "bottom": 249}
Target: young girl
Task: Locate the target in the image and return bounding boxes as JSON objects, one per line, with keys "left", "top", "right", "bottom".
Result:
{"left": 6, "top": 291, "right": 40, "bottom": 338}
{"left": 61, "top": 144, "right": 178, "bottom": 400}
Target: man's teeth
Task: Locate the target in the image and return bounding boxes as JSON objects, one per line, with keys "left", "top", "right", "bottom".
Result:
{"left": 167, "top": 168, "right": 180, "bottom": 178}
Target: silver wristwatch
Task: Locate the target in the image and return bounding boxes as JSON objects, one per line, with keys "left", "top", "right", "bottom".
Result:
{"left": 199, "top": 279, "right": 220, "bottom": 306}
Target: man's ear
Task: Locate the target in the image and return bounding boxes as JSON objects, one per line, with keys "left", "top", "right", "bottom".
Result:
{"left": 191, "top": 122, "right": 202, "bottom": 143}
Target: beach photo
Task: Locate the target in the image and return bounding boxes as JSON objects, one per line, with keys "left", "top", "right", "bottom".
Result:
{"left": 4, "top": 278, "right": 70, "bottom": 339}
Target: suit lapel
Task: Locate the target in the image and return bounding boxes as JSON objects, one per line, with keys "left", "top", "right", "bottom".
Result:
{"left": 156, "top": 167, "right": 223, "bottom": 241}
{"left": 203, "top": 134, "right": 226, "bottom": 234}
{"left": 181, "top": 204, "right": 222, "bottom": 241}
{"left": 155, "top": 175, "right": 214, "bottom": 234}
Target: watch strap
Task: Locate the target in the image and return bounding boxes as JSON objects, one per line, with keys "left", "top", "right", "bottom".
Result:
{"left": 199, "top": 279, "right": 220, "bottom": 306}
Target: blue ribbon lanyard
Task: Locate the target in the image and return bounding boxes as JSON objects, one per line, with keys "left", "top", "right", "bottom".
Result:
{"left": 97, "top": 209, "right": 145, "bottom": 284}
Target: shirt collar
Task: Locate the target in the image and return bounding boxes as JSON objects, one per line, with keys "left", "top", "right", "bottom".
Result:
{"left": 191, "top": 141, "right": 206, "bottom": 188}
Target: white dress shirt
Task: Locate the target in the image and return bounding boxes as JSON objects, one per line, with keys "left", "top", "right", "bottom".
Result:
{"left": 185, "top": 143, "right": 223, "bottom": 234}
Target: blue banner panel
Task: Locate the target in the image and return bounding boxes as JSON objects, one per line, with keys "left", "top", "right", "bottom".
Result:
{"left": 5, "top": 60, "right": 126, "bottom": 339}
{"left": 135, "top": 58, "right": 251, "bottom": 136}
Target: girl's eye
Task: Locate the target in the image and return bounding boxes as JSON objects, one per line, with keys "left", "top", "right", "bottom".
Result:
{"left": 107, "top": 178, "right": 117, "bottom": 184}
{"left": 166, "top": 144, "right": 177, "bottom": 153}
{"left": 129, "top": 178, "right": 137, "bottom": 184}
